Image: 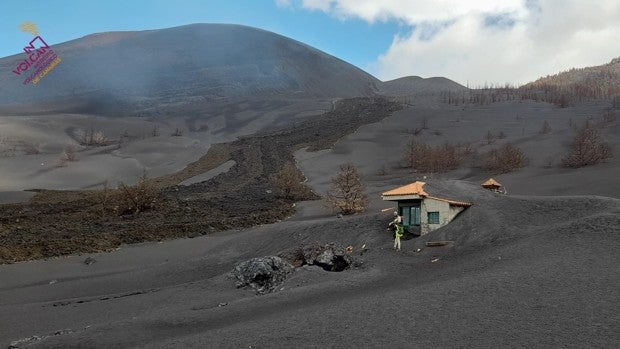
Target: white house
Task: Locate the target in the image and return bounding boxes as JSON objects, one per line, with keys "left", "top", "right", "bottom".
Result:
{"left": 382, "top": 181, "right": 471, "bottom": 235}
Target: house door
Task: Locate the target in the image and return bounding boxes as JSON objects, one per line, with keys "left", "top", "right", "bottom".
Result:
{"left": 401, "top": 206, "right": 421, "bottom": 235}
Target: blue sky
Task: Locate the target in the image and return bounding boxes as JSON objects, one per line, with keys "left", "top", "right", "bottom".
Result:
{"left": 0, "top": 0, "right": 403, "bottom": 78}
{"left": 1, "top": 1, "right": 618, "bottom": 85}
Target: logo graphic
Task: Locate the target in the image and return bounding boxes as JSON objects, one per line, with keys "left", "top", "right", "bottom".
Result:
{"left": 19, "top": 21, "right": 39, "bottom": 36}
{"left": 12, "top": 21, "right": 61, "bottom": 85}
{"left": 23, "top": 36, "right": 50, "bottom": 54}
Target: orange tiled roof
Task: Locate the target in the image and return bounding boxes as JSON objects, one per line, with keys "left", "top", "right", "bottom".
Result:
{"left": 482, "top": 178, "right": 502, "bottom": 188}
{"left": 382, "top": 181, "right": 428, "bottom": 196}
{"left": 382, "top": 181, "right": 471, "bottom": 207}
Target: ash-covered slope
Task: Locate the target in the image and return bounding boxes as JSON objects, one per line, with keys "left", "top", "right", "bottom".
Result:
{"left": 1, "top": 180, "right": 618, "bottom": 348}
{"left": 0, "top": 24, "right": 379, "bottom": 115}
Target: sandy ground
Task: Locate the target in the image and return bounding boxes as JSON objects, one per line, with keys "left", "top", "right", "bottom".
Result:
{"left": 1, "top": 180, "right": 618, "bottom": 348}
{"left": 0, "top": 98, "right": 331, "bottom": 194}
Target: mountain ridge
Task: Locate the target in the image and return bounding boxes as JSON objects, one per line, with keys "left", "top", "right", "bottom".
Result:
{"left": 379, "top": 75, "right": 468, "bottom": 96}
{"left": 0, "top": 23, "right": 380, "bottom": 115}
{"left": 522, "top": 56, "right": 620, "bottom": 98}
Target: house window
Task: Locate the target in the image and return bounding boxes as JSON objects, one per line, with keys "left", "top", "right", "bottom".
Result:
{"left": 401, "top": 206, "right": 421, "bottom": 226}
{"left": 427, "top": 212, "right": 440, "bottom": 224}
{"left": 410, "top": 207, "right": 421, "bottom": 225}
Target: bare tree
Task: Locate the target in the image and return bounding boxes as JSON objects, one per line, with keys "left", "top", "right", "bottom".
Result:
{"left": 82, "top": 127, "right": 108, "bottom": 146}
{"left": 403, "top": 140, "right": 459, "bottom": 173}
{"left": 326, "top": 164, "right": 368, "bottom": 215}
{"left": 562, "top": 122, "right": 613, "bottom": 167}
{"left": 485, "top": 130, "right": 496, "bottom": 145}
{"left": 404, "top": 139, "right": 427, "bottom": 170}
{"left": 483, "top": 143, "right": 527, "bottom": 173}
{"left": 92, "top": 131, "right": 106, "bottom": 145}
{"left": 273, "top": 163, "right": 305, "bottom": 199}
{"left": 112, "top": 169, "right": 158, "bottom": 215}
{"left": 62, "top": 147, "right": 76, "bottom": 161}
{"left": 57, "top": 147, "right": 77, "bottom": 167}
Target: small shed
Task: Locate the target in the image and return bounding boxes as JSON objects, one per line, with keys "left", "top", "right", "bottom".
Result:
{"left": 482, "top": 178, "right": 502, "bottom": 190}
{"left": 382, "top": 181, "right": 471, "bottom": 236}
{"left": 482, "top": 178, "right": 505, "bottom": 193}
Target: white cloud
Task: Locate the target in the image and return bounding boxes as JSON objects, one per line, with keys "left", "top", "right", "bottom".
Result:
{"left": 301, "top": 0, "right": 525, "bottom": 23}
{"left": 283, "top": 0, "right": 620, "bottom": 86}
{"left": 275, "top": 0, "right": 292, "bottom": 8}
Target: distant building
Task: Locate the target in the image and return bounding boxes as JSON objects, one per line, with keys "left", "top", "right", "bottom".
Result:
{"left": 382, "top": 181, "right": 471, "bottom": 235}
{"left": 482, "top": 178, "right": 505, "bottom": 193}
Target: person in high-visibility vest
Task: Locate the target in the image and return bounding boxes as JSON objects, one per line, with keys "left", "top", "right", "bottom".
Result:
{"left": 389, "top": 211, "right": 404, "bottom": 251}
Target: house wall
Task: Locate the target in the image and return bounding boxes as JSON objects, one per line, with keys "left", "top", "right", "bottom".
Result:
{"left": 420, "top": 198, "right": 465, "bottom": 235}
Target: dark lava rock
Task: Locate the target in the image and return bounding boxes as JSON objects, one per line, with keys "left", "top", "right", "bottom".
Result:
{"left": 279, "top": 243, "right": 354, "bottom": 272}
{"left": 230, "top": 256, "right": 293, "bottom": 295}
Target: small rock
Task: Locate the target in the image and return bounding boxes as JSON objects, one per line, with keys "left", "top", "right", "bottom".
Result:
{"left": 218, "top": 302, "right": 228, "bottom": 307}
{"left": 83, "top": 257, "right": 97, "bottom": 265}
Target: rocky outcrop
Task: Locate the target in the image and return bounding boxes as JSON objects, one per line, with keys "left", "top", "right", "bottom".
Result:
{"left": 279, "top": 243, "right": 354, "bottom": 272}
{"left": 231, "top": 243, "right": 356, "bottom": 295}
{"left": 230, "top": 256, "right": 293, "bottom": 294}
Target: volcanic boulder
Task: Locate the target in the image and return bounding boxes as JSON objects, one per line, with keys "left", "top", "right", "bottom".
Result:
{"left": 279, "top": 243, "right": 354, "bottom": 272}
{"left": 230, "top": 256, "right": 293, "bottom": 294}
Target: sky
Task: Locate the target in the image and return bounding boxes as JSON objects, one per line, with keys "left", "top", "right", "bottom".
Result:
{"left": 1, "top": 0, "right": 619, "bottom": 86}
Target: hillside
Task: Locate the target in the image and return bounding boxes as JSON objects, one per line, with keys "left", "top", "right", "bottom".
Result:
{"left": 521, "top": 57, "right": 620, "bottom": 100}
{"left": 379, "top": 76, "right": 468, "bottom": 96}
{"left": 0, "top": 24, "right": 379, "bottom": 115}
{"left": 0, "top": 24, "right": 386, "bottom": 192}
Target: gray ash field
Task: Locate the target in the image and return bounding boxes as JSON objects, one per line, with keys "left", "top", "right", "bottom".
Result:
{"left": 1, "top": 181, "right": 618, "bottom": 348}
{"left": 1, "top": 24, "right": 619, "bottom": 348}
